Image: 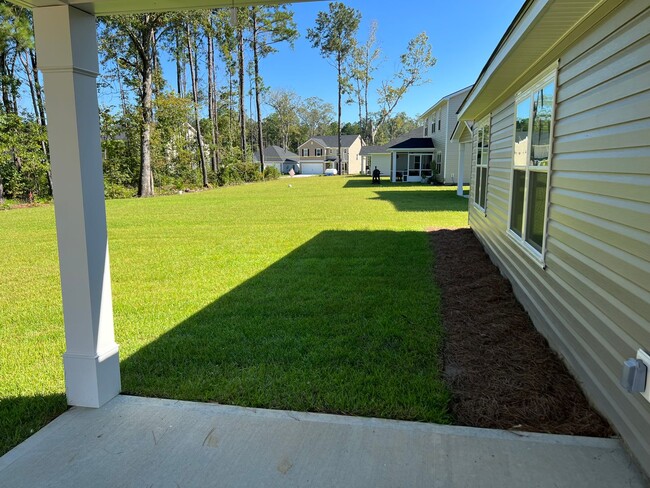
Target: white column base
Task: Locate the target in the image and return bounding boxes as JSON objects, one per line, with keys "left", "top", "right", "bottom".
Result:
{"left": 63, "top": 347, "right": 121, "bottom": 407}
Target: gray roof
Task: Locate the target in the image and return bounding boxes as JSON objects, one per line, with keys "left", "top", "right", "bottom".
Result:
{"left": 389, "top": 138, "right": 435, "bottom": 150}
{"left": 360, "top": 145, "right": 384, "bottom": 156}
{"left": 308, "top": 135, "right": 360, "bottom": 148}
{"left": 361, "top": 127, "right": 426, "bottom": 154}
{"left": 253, "top": 145, "right": 299, "bottom": 163}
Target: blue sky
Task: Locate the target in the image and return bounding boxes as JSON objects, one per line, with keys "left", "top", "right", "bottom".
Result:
{"left": 101, "top": 0, "right": 525, "bottom": 123}
{"left": 253, "top": 0, "right": 525, "bottom": 121}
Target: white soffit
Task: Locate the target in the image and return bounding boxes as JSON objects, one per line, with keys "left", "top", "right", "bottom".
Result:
{"left": 458, "top": 0, "right": 626, "bottom": 121}
{"left": 7, "top": 0, "right": 313, "bottom": 15}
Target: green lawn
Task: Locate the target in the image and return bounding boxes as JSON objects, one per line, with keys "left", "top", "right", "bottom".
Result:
{"left": 0, "top": 176, "right": 468, "bottom": 455}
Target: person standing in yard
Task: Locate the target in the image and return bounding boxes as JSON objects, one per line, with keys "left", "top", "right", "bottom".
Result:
{"left": 372, "top": 166, "right": 381, "bottom": 184}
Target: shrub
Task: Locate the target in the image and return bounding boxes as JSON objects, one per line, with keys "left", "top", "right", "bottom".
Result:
{"left": 263, "top": 166, "right": 280, "bottom": 181}
{"left": 105, "top": 182, "right": 136, "bottom": 199}
{"left": 238, "top": 162, "right": 263, "bottom": 183}
{"left": 216, "top": 165, "right": 243, "bottom": 187}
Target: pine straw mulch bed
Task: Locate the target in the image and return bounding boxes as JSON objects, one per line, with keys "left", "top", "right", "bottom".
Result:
{"left": 430, "top": 227, "right": 614, "bottom": 437}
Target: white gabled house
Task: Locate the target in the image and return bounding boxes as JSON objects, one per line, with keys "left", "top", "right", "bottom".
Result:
{"left": 458, "top": 0, "right": 650, "bottom": 475}
{"left": 360, "top": 86, "right": 475, "bottom": 185}
{"left": 421, "top": 85, "right": 473, "bottom": 185}
{"left": 360, "top": 126, "right": 435, "bottom": 182}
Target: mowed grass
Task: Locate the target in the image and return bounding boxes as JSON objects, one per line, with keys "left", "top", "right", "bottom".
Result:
{"left": 0, "top": 176, "right": 468, "bottom": 455}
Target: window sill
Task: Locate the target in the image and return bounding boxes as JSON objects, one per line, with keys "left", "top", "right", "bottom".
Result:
{"left": 472, "top": 201, "right": 487, "bottom": 216}
{"left": 506, "top": 230, "right": 546, "bottom": 269}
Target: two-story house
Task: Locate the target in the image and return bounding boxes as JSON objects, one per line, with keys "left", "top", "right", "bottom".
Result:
{"left": 297, "top": 135, "right": 364, "bottom": 175}
{"left": 360, "top": 87, "right": 474, "bottom": 184}
{"left": 420, "top": 85, "right": 473, "bottom": 185}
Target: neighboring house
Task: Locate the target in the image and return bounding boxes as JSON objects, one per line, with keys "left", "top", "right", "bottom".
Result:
{"left": 458, "top": 0, "right": 649, "bottom": 476}
{"left": 253, "top": 146, "right": 299, "bottom": 174}
{"left": 297, "top": 135, "right": 364, "bottom": 175}
{"left": 360, "top": 126, "right": 436, "bottom": 183}
{"left": 421, "top": 85, "right": 473, "bottom": 185}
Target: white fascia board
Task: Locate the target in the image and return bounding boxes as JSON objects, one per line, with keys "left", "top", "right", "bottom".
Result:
{"left": 422, "top": 85, "right": 473, "bottom": 118}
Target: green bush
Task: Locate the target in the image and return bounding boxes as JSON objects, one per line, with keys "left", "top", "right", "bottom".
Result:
{"left": 263, "top": 166, "right": 281, "bottom": 181}
{"left": 238, "top": 162, "right": 263, "bottom": 183}
{"left": 105, "top": 182, "right": 136, "bottom": 199}
{"left": 216, "top": 165, "right": 242, "bottom": 186}
{"left": 217, "top": 162, "right": 264, "bottom": 186}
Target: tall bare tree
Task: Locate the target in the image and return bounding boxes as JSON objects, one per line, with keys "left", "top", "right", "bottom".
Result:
{"left": 370, "top": 32, "right": 436, "bottom": 144}
{"left": 185, "top": 20, "right": 208, "bottom": 187}
{"left": 307, "top": 3, "right": 361, "bottom": 174}
{"left": 248, "top": 5, "right": 297, "bottom": 172}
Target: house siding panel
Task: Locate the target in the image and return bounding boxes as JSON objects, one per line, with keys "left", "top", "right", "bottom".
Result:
{"left": 469, "top": 0, "right": 650, "bottom": 473}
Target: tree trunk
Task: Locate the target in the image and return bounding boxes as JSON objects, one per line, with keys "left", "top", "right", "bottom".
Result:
{"left": 22, "top": 52, "right": 40, "bottom": 121}
{"left": 186, "top": 23, "right": 208, "bottom": 188}
{"left": 237, "top": 19, "right": 246, "bottom": 160}
{"left": 207, "top": 31, "right": 219, "bottom": 172}
{"left": 337, "top": 54, "right": 342, "bottom": 175}
{"left": 1, "top": 52, "right": 12, "bottom": 114}
{"left": 251, "top": 13, "right": 264, "bottom": 174}
{"left": 30, "top": 50, "right": 46, "bottom": 126}
{"left": 175, "top": 27, "right": 184, "bottom": 97}
{"left": 138, "top": 26, "right": 155, "bottom": 197}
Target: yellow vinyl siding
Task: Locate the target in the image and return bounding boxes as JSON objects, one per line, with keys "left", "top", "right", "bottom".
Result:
{"left": 469, "top": 0, "right": 650, "bottom": 473}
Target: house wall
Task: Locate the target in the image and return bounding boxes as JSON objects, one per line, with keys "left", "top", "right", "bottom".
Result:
{"left": 297, "top": 140, "right": 326, "bottom": 161}
{"left": 429, "top": 101, "right": 448, "bottom": 182}
{"left": 468, "top": 0, "right": 650, "bottom": 472}
{"left": 348, "top": 137, "right": 364, "bottom": 174}
{"left": 368, "top": 153, "right": 391, "bottom": 176}
{"left": 443, "top": 92, "right": 471, "bottom": 185}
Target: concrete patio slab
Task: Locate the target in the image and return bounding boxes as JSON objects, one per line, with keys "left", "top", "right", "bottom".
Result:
{"left": 0, "top": 395, "right": 646, "bottom": 487}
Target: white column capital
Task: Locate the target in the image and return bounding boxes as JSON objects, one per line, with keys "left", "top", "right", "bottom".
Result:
{"left": 33, "top": 6, "right": 99, "bottom": 75}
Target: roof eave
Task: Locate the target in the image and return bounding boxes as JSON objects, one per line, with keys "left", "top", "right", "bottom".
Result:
{"left": 458, "top": 0, "right": 622, "bottom": 121}
{"left": 10, "top": 0, "right": 312, "bottom": 16}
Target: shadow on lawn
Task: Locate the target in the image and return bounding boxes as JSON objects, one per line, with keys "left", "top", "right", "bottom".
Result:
{"left": 0, "top": 393, "right": 67, "bottom": 455}
{"left": 343, "top": 177, "right": 392, "bottom": 188}
{"left": 373, "top": 189, "right": 469, "bottom": 213}
{"left": 121, "top": 230, "right": 450, "bottom": 423}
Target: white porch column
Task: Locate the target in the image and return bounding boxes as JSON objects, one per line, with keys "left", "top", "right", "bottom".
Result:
{"left": 33, "top": 6, "right": 121, "bottom": 407}
{"left": 391, "top": 152, "right": 397, "bottom": 182}
{"left": 457, "top": 143, "right": 466, "bottom": 197}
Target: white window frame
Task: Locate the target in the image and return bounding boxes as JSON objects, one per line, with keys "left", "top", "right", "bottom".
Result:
{"left": 472, "top": 115, "right": 491, "bottom": 213}
{"left": 315, "top": 148, "right": 322, "bottom": 157}
{"left": 507, "top": 64, "right": 558, "bottom": 265}
{"left": 302, "top": 148, "right": 309, "bottom": 157}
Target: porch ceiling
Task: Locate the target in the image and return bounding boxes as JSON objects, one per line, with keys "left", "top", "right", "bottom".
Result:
{"left": 7, "top": 0, "right": 312, "bottom": 15}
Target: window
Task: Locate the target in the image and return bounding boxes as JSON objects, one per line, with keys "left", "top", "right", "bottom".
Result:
{"left": 435, "top": 152, "right": 442, "bottom": 175}
{"left": 438, "top": 119, "right": 441, "bottom": 131}
{"left": 473, "top": 117, "right": 490, "bottom": 210}
{"left": 509, "top": 69, "right": 556, "bottom": 257}
{"left": 315, "top": 148, "right": 322, "bottom": 157}
{"left": 302, "top": 148, "right": 309, "bottom": 157}
{"left": 425, "top": 126, "right": 428, "bottom": 136}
